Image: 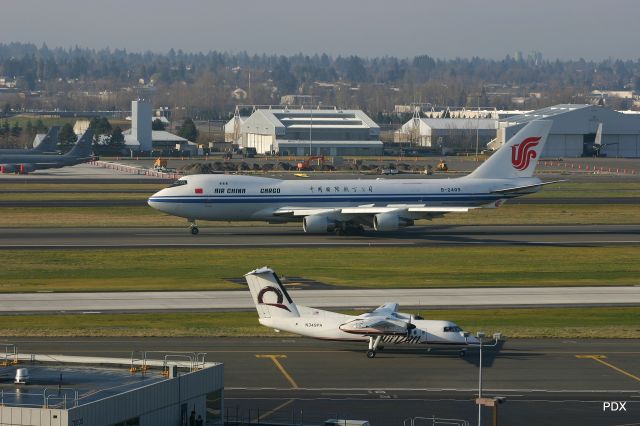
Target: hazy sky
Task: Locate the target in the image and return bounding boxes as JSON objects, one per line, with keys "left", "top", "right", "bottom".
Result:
{"left": 2, "top": 0, "right": 638, "bottom": 60}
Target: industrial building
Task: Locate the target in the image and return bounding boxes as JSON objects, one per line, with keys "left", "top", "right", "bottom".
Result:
{"left": 0, "top": 352, "right": 223, "bottom": 426}
{"left": 396, "top": 118, "right": 498, "bottom": 152}
{"left": 239, "top": 107, "right": 382, "bottom": 156}
{"left": 495, "top": 104, "right": 640, "bottom": 157}
{"left": 124, "top": 99, "right": 196, "bottom": 155}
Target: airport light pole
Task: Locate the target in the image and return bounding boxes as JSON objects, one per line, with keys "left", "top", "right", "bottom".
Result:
{"left": 309, "top": 105, "right": 313, "bottom": 156}
{"left": 466, "top": 331, "right": 501, "bottom": 426}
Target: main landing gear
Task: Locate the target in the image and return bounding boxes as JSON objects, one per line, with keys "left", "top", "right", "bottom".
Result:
{"left": 366, "top": 336, "right": 382, "bottom": 358}
{"left": 188, "top": 219, "right": 199, "bottom": 235}
{"left": 334, "top": 224, "right": 365, "bottom": 236}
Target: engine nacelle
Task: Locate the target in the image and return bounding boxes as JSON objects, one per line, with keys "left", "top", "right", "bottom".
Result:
{"left": 18, "top": 164, "right": 35, "bottom": 174}
{"left": 0, "top": 164, "right": 17, "bottom": 174}
{"left": 373, "top": 212, "right": 414, "bottom": 231}
{"left": 302, "top": 214, "right": 337, "bottom": 233}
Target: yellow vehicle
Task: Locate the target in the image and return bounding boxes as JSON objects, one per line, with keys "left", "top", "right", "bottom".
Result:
{"left": 154, "top": 158, "right": 168, "bottom": 169}
{"left": 436, "top": 159, "right": 448, "bottom": 172}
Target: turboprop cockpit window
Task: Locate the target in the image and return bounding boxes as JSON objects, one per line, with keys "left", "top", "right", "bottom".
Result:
{"left": 444, "top": 326, "right": 462, "bottom": 332}
{"left": 169, "top": 179, "right": 187, "bottom": 187}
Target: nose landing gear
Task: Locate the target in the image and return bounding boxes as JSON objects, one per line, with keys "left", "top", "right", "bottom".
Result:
{"left": 188, "top": 219, "right": 199, "bottom": 235}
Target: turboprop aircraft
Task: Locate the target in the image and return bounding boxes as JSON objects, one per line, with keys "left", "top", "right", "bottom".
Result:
{"left": 245, "top": 267, "right": 480, "bottom": 358}
{"left": 149, "top": 120, "right": 555, "bottom": 235}
{"left": 0, "top": 129, "right": 94, "bottom": 174}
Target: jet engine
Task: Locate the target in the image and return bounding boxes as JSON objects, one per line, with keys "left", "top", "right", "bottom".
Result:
{"left": 18, "top": 164, "right": 35, "bottom": 174}
{"left": 373, "top": 212, "right": 414, "bottom": 231}
{"left": 302, "top": 214, "right": 337, "bottom": 233}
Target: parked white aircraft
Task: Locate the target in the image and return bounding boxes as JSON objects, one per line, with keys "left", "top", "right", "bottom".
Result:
{"left": 245, "top": 267, "right": 480, "bottom": 358}
{"left": 149, "top": 120, "right": 554, "bottom": 235}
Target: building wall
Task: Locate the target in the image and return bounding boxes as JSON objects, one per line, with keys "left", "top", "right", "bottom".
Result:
{"left": 132, "top": 100, "right": 153, "bottom": 152}
{"left": 0, "top": 407, "right": 67, "bottom": 426}
{"left": 246, "top": 133, "right": 275, "bottom": 154}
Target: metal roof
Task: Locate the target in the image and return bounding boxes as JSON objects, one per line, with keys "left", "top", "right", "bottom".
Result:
{"left": 501, "top": 104, "right": 590, "bottom": 125}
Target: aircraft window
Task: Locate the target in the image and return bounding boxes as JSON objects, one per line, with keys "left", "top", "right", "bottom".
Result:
{"left": 444, "top": 326, "right": 462, "bottom": 332}
{"left": 169, "top": 179, "right": 187, "bottom": 187}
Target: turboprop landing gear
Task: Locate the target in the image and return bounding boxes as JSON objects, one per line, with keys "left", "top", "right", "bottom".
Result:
{"left": 188, "top": 219, "right": 199, "bottom": 235}
{"left": 366, "top": 336, "right": 382, "bottom": 359}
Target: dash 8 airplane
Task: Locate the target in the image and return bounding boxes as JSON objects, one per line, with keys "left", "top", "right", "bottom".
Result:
{"left": 245, "top": 267, "right": 480, "bottom": 358}
{"left": 148, "top": 120, "right": 554, "bottom": 235}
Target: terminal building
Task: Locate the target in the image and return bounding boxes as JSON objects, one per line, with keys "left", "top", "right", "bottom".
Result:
{"left": 239, "top": 107, "right": 382, "bottom": 156}
{"left": 0, "top": 351, "right": 223, "bottom": 426}
{"left": 495, "top": 104, "right": 640, "bottom": 157}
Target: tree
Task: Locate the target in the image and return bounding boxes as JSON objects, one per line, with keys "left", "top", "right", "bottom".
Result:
{"left": 34, "top": 119, "right": 47, "bottom": 133}
{"left": 152, "top": 118, "right": 166, "bottom": 131}
{"left": 58, "top": 123, "right": 77, "bottom": 149}
{"left": 10, "top": 121, "right": 22, "bottom": 137}
{"left": 109, "top": 126, "right": 125, "bottom": 147}
{"left": 178, "top": 118, "right": 198, "bottom": 141}
{"left": 89, "top": 117, "right": 112, "bottom": 135}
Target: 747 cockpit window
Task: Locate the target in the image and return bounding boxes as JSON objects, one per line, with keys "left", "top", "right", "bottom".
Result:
{"left": 169, "top": 179, "right": 187, "bottom": 187}
{"left": 443, "top": 326, "right": 462, "bottom": 332}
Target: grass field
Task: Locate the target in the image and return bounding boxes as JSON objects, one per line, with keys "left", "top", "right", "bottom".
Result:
{"left": 1, "top": 246, "right": 638, "bottom": 292}
{"left": 1, "top": 202, "right": 639, "bottom": 228}
{"left": 0, "top": 307, "right": 636, "bottom": 338}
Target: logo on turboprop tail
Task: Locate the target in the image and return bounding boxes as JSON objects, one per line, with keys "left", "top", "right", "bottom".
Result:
{"left": 257, "top": 286, "right": 291, "bottom": 311}
{"left": 511, "top": 136, "right": 541, "bottom": 170}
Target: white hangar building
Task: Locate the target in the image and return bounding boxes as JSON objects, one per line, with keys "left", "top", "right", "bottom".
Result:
{"left": 496, "top": 104, "right": 640, "bottom": 157}
{"left": 397, "top": 118, "right": 498, "bottom": 149}
{"left": 239, "top": 108, "right": 382, "bottom": 156}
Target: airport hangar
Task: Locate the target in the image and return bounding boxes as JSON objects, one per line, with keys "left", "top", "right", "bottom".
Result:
{"left": 396, "top": 117, "right": 498, "bottom": 150}
{"left": 238, "top": 107, "right": 383, "bottom": 156}
{"left": 494, "top": 104, "right": 640, "bottom": 157}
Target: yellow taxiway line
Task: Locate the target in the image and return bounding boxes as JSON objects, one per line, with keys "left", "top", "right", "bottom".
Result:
{"left": 576, "top": 354, "right": 640, "bottom": 382}
{"left": 255, "top": 354, "right": 299, "bottom": 388}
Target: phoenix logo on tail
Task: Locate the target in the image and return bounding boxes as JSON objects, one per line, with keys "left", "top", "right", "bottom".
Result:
{"left": 511, "top": 136, "right": 541, "bottom": 170}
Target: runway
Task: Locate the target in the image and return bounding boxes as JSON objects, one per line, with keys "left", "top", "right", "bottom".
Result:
{"left": 0, "top": 286, "right": 638, "bottom": 313}
{"left": 6, "top": 337, "right": 639, "bottom": 425}
{"left": 1, "top": 224, "right": 639, "bottom": 248}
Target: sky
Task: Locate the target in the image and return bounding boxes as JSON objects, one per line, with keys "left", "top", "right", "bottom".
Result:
{"left": 1, "top": 0, "right": 638, "bottom": 60}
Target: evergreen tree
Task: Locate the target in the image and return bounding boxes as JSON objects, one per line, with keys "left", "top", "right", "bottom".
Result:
{"left": 58, "top": 123, "right": 77, "bottom": 149}
{"left": 89, "top": 117, "right": 112, "bottom": 135}
{"left": 178, "top": 118, "right": 198, "bottom": 141}
{"left": 10, "top": 121, "right": 22, "bottom": 137}
{"left": 109, "top": 126, "right": 125, "bottom": 147}
{"left": 152, "top": 118, "right": 166, "bottom": 131}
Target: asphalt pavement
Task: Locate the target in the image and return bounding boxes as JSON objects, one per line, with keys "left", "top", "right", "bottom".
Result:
{"left": 5, "top": 337, "right": 638, "bottom": 426}
{"left": 1, "top": 224, "right": 639, "bottom": 249}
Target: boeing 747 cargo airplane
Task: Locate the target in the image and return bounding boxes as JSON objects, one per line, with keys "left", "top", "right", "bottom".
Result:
{"left": 245, "top": 267, "right": 481, "bottom": 358}
{"left": 148, "top": 120, "right": 555, "bottom": 234}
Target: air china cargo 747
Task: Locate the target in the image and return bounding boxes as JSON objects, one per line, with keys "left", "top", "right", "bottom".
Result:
{"left": 245, "top": 267, "right": 481, "bottom": 358}
{"left": 148, "top": 120, "right": 554, "bottom": 235}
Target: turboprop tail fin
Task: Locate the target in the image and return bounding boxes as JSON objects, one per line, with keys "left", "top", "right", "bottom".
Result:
{"left": 244, "top": 267, "right": 300, "bottom": 319}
